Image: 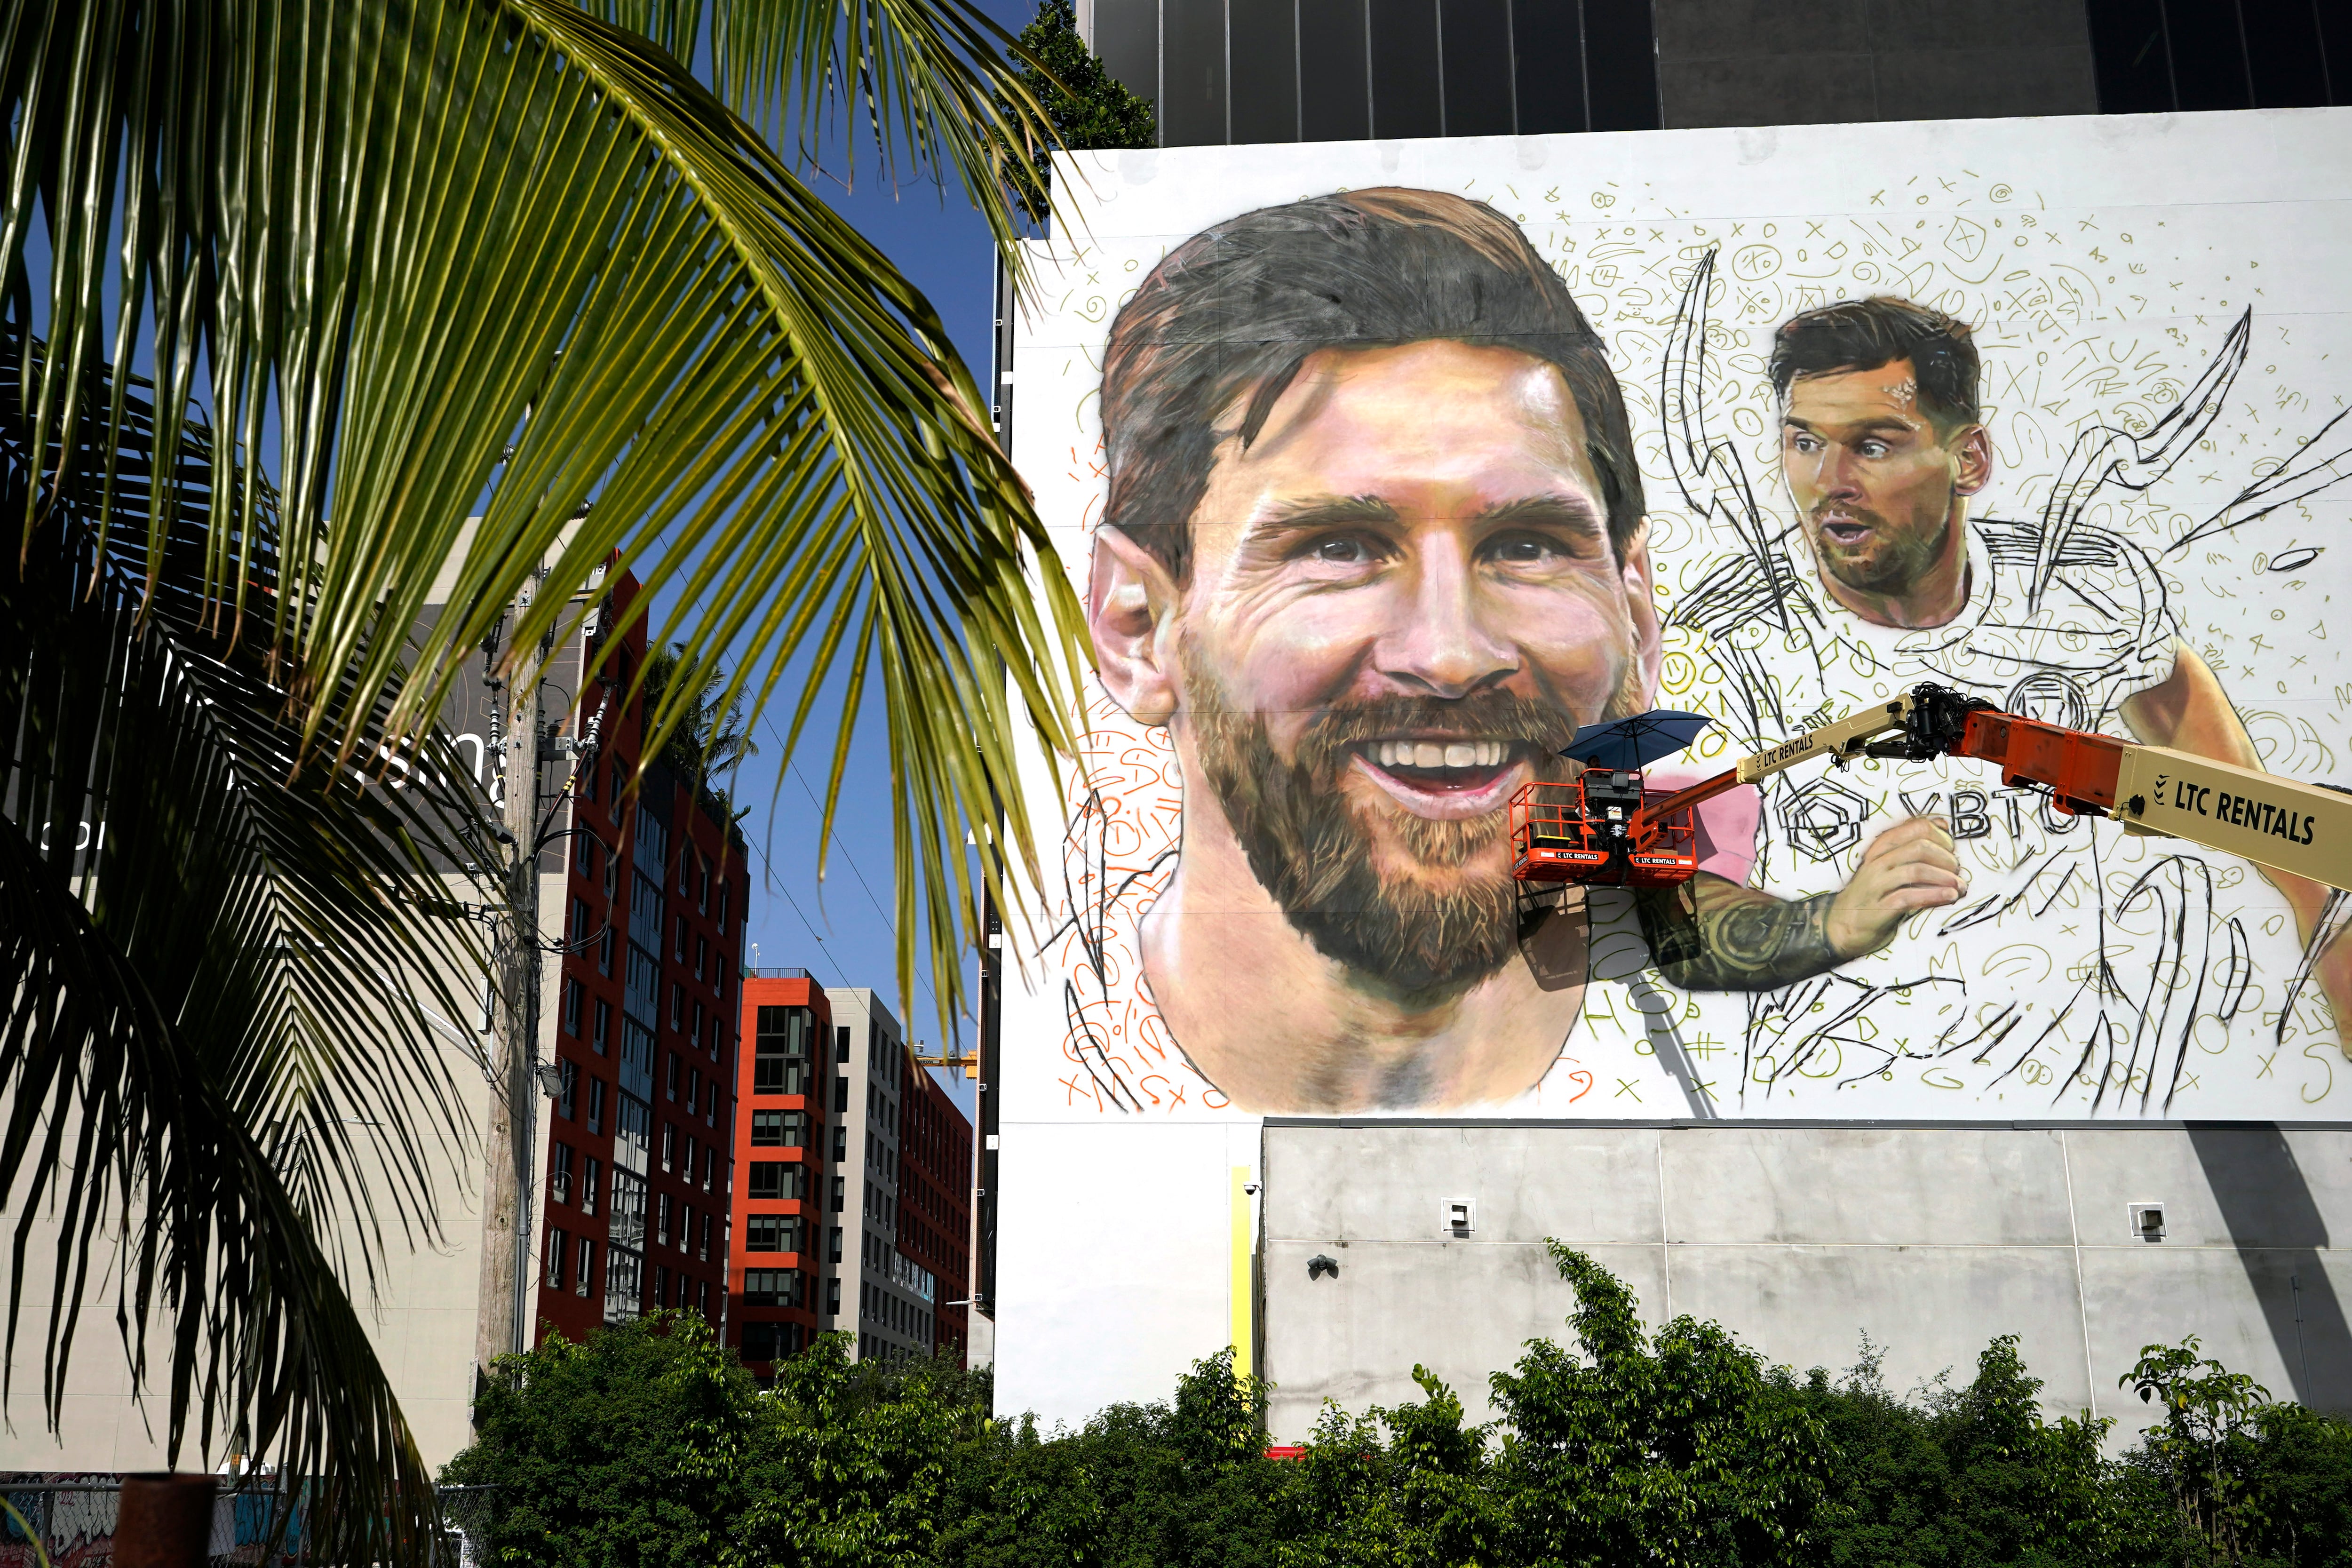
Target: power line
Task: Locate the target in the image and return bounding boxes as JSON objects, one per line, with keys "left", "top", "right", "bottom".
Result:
{"left": 755, "top": 709, "right": 946, "bottom": 1020}
{"left": 734, "top": 821, "right": 849, "bottom": 993}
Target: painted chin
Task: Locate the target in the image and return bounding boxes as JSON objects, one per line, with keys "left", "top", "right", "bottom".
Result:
{"left": 1350, "top": 743, "right": 1533, "bottom": 821}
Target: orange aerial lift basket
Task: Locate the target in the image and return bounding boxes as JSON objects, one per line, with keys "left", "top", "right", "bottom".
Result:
{"left": 1510, "top": 773, "right": 1702, "bottom": 887}
{"left": 1509, "top": 708, "right": 1718, "bottom": 889}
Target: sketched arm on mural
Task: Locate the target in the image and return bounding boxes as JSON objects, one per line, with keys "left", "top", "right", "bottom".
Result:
{"left": 2122, "top": 640, "right": 2352, "bottom": 1045}
{"left": 1648, "top": 817, "right": 1969, "bottom": 992}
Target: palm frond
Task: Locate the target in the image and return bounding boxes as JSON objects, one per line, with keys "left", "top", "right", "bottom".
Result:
{"left": 594, "top": 0, "right": 1060, "bottom": 247}
{"left": 4, "top": 0, "right": 1087, "bottom": 1037}
{"left": 0, "top": 331, "right": 494, "bottom": 1562}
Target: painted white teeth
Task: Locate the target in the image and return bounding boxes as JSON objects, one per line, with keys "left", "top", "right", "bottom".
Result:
{"left": 1368, "top": 740, "right": 1510, "bottom": 770}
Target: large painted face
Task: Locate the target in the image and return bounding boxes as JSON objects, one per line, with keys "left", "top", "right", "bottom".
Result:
{"left": 1780, "top": 358, "right": 1981, "bottom": 598}
{"left": 1164, "top": 339, "right": 1659, "bottom": 992}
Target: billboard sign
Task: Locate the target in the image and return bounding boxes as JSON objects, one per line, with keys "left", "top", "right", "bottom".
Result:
{"left": 1005, "top": 112, "right": 2352, "bottom": 1129}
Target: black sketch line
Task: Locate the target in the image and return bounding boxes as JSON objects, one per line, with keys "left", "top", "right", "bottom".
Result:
{"left": 2029, "top": 309, "right": 2249, "bottom": 611}
{"left": 2172, "top": 406, "right": 2352, "bottom": 555}
{"left": 1040, "top": 786, "right": 1169, "bottom": 1115}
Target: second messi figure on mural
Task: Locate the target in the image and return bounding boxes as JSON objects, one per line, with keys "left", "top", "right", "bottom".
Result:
{"left": 1078, "top": 188, "right": 2352, "bottom": 1115}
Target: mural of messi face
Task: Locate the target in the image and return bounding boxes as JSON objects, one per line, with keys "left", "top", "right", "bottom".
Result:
{"left": 1085, "top": 191, "right": 1663, "bottom": 1112}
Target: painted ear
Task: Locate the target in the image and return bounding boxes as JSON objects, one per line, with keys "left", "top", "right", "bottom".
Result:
{"left": 1954, "top": 423, "right": 1994, "bottom": 497}
{"left": 1621, "top": 515, "right": 1665, "bottom": 705}
{"left": 1087, "top": 525, "right": 1183, "bottom": 727}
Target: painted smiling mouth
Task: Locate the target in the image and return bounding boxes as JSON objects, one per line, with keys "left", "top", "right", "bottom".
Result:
{"left": 1357, "top": 738, "right": 1521, "bottom": 793}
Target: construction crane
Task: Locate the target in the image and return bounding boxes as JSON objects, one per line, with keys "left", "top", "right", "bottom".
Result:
{"left": 912, "top": 1042, "right": 979, "bottom": 1080}
{"left": 1510, "top": 682, "right": 2352, "bottom": 894}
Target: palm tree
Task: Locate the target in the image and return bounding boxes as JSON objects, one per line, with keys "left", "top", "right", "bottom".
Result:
{"left": 1, "top": 1, "right": 1081, "bottom": 1559}
{"left": 644, "top": 640, "right": 760, "bottom": 822}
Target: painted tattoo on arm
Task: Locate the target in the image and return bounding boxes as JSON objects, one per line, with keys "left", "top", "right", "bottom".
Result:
{"left": 1637, "top": 871, "right": 1846, "bottom": 993}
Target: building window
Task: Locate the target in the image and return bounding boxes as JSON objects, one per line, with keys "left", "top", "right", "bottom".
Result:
{"left": 670, "top": 982, "right": 684, "bottom": 1029}
{"left": 593, "top": 999, "right": 611, "bottom": 1055}
{"left": 699, "top": 1211, "right": 711, "bottom": 1261}
{"left": 750, "top": 1109, "right": 810, "bottom": 1148}
{"left": 558, "top": 1058, "right": 578, "bottom": 1120}
{"left": 691, "top": 1001, "right": 703, "bottom": 1047}
{"left": 660, "top": 1122, "right": 675, "bottom": 1173}
{"left": 745, "top": 1269, "right": 800, "bottom": 1307}
{"left": 742, "top": 1321, "right": 782, "bottom": 1362}
{"left": 574, "top": 832, "right": 594, "bottom": 877}
{"left": 717, "top": 884, "right": 729, "bottom": 933}
{"left": 666, "top": 1052, "right": 680, "bottom": 1103}
{"left": 570, "top": 897, "right": 590, "bottom": 947}
{"left": 657, "top": 1193, "right": 673, "bottom": 1247}
{"left": 588, "top": 1076, "right": 606, "bottom": 1134}
{"left": 701, "top": 1145, "right": 715, "bottom": 1192}
{"left": 653, "top": 1263, "right": 668, "bottom": 1308}
{"left": 826, "top": 1277, "right": 840, "bottom": 1316}
{"left": 551, "top": 1142, "right": 574, "bottom": 1204}
{"left": 697, "top": 860, "right": 709, "bottom": 915}
{"left": 546, "top": 1228, "right": 567, "bottom": 1290}
{"left": 576, "top": 1237, "right": 596, "bottom": 1297}
{"left": 831, "top": 1174, "right": 844, "bottom": 1213}
{"left": 748, "top": 1161, "right": 803, "bottom": 1201}
{"left": 597, "top": 925, "right": 614, "bottom": 976}
{"left": 694, "top": 938, "right": 707, "bottom": 982}
{"left": 559, "top": 979, "right": 580, "bottom": 1037}
{"left": 680, "top": 1204, "right": 694, "bottom": 1253}
{"left": 582, "top": 1156, "right": 601, "bottom": 1215}
{"left": 755, "top": 1006, "right": 810, "bottom": 1095}
{"left": 674, "top": 914, "right": 686, "bottom": 961}
{"left": 747, "top": 1214, "right": 801, "bottom": 1253}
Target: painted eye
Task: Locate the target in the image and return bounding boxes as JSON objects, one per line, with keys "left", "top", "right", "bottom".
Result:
{"left": 1488, "top": 535, "right": 1559, "bottom": 564}
{"left": 1313, "top": 537, "right": 1372, "bottom": 564}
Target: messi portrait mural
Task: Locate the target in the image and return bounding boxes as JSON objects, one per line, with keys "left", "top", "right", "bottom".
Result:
{"left": 1082, "top": 191, "right": 1969, "bottom": 1113}
{"left": 1025, "top": 159, "right": 2352, "bottom": 1121}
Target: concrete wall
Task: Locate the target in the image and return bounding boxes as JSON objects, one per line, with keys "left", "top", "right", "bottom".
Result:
{"left": 1260, "top": 1121, "right": 2352, "bottom": 1443}
{"left": 1654, "top": 0, "right": 2098, "bottom": 127}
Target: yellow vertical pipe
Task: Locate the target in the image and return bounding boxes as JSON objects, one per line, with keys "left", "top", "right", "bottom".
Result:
{"left": 1231, "top": 1166, "right": 1254, "bottom": 1381}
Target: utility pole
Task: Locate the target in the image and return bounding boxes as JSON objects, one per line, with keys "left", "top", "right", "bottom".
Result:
{"left": 476, "top": 575, "right": 549, "bottom": 1372}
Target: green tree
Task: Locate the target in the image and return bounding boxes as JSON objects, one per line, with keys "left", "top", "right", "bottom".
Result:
{"left": 4, "top": 0, "right": 1081, "bottom": 1553}
{"left": 441, "top": 1313, "right": 767, "bottom": 1567}
{"left": 1004, "top": 0, "right": 1158, "bottom": 223}
{"left": 1281, "top": 1367, "right": 1503, "bottom": 1568}
{"left": 2121, "top": 1336, "right": 2281, "bottom": 1564}
{"left": 933, "top": 1347, "right": 1295, "bottom": 1568}
{"left": 1488, "top": 1243, "right": 1834, "bottom": 1568}
{"left": 736, "top": 1336, "right": 988, "bottom": 1566}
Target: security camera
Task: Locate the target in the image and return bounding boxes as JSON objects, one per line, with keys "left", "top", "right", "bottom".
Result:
{"left": 1243, "top": 1181, "right": 1260, "bottom": 1195}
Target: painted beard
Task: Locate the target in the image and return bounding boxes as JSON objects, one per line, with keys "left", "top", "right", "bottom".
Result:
{"left": 1182, "top": 660, "right": 1638, "bottom": 996}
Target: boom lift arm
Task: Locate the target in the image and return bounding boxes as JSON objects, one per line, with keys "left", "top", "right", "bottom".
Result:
{"left": 1511, "top": 683, "right": 2352, "bottom": 894}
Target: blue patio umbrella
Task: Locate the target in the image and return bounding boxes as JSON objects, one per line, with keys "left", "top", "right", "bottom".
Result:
{"left": 1557, "top": 710, "right": 1716, "bottom": 772}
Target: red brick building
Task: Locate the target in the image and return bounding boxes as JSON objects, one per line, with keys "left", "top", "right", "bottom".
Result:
{"left": 533, "top": 571, "right": 749, "bottom": 1343}
{"left": 899, "top": 1063, "right": 973, "bottom": 1360}
{"left": 729, "top": 973, "right": 834, "bottom": 1373}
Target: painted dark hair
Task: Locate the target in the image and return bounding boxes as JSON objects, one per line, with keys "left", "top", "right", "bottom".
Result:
{"left": 1097, "top": 188, "right": 1645, "bottom": 584}
{"left": 1769, "top": 296, "right": 1981, "bottom": 427}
